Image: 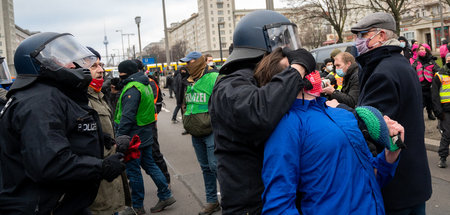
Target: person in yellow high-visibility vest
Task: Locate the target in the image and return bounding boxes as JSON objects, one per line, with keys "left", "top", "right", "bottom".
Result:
{"left": 431, "top": 53, "right": 450, "bottom": 169}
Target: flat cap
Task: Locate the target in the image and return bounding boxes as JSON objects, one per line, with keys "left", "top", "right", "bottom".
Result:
{"left": 351, "top": 12, "right": 396, "bottom": 34}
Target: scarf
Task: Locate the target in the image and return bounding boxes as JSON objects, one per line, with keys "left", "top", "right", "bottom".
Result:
{"left": 187, "top": 56, "right": 206, "bottom": 82}
{"left": 89, "top": 78, "right": 104, "bottom": 92}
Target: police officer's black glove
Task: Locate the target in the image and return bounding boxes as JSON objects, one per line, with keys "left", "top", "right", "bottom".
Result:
{"left": 101, "top": 153, "right": 125, "bottom": 182}
{"left": 103, "top": 134, "right": 116, "bottom": 150}
{"left": 283, "top": 47, "right": 316, "bottom": 75}
{"left": 116, "top": 135, "right": 132, "bottom": 154}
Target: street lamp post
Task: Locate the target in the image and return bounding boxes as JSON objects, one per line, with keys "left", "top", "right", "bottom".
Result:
{"left": 123, "top": 33, "right": 135, "bottom": 59}
{"left": 135, "top": 16, "right": 142, "bottom": 59}
{"left": 218, "top": 22, "right": 224, "bottom": 62}
{"left": 115, "top": 29, "right": 125, "bottom": 62}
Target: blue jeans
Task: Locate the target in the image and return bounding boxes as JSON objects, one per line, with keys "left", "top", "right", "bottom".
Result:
{"left": 386, "top": 202, "right": 426, "bottom": 215}
{"left": 192, "top": 133, "right": 218, "bottom": 203}
{"left": 126, "top": 145, "right": 172, "bottom": 208}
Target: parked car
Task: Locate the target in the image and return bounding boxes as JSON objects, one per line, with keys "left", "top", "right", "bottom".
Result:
{"left": 310, "top": 42, "right": 357, "bottom": 69}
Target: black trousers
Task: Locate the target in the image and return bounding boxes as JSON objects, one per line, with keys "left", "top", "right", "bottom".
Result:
{"left": 439, "top": 112, "right": 450, "bottom": 159}
{"left": 422, "top": 88, "right": 433, "bottom": 113}
{"left": 151, "top": 122, "right": 171, "bottom": 183}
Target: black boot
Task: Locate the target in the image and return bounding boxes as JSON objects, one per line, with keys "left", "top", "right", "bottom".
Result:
{"left": 438, "top": 157, "right": 447, "bottom": 168}
{"left": 428, "top": 110, "right": 436, "bottom": 120}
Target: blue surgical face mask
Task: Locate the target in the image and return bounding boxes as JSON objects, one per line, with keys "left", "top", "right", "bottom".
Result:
{"left": 336, "top": 68, "right": 345, "bottom": 77}
{"left": 399, "top": 42, "right": 406, "bottom": 48}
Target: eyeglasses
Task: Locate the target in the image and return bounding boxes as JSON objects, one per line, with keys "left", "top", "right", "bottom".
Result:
{"left": 90, "top": 62, "right": 105, "bottom": 68}
{"left": 356, "top": 28, "right": 381, "bottom": 39}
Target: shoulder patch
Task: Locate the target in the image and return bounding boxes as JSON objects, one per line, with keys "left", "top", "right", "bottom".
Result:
{"left": 128, "top": 95, "right": 132, "bottom": 99}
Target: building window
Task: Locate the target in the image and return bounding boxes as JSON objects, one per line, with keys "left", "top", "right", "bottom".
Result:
{"left": 212, "top": 30, "right": 215, "bottom": 35}
{"left": 219, "top": 23, "right": 225, "bottom": 28}
{"left": 211, "top": 17, "right": 214, "bottom": 21}
{"left": 214, "top": 44, "right": 216, "bottom": 48}
{"left": 210, "top": 4, "right": 213, "bottom": 8}
{"left": 230, "top": 36, "right": 232, "bottom": 40}
{"left": 221, "top": 43, "right": 227, "bottom": 48}
{"left": 218, "top": 10, "right": 223, "bottom": 15}
{"left": 403, "top": 32, "right": 415, "bottom": 43}
{"left": 0, "top": 50, "right": 3, "bottom": 54}
{"left": 218, "top": 17, "right": 224, "bottom": 22}
{"left": 229, "top": 23, "right": 231, "bottom": 27}
{"left": 229, "top": 30, "right": 232, "bottom": 33}
{"left": 228, "top": 17, "right": 231, "bottom": 21}
{"left": 211, "top": 11, "right": 213, "bottom": 15}
{"left": 217, "top": 3, "right": 223, "bottom": 8}
{"left": 228, "top": 10, "right": 230, "bottom": 14}
{"left": 221, "top": 37, "right": 226, "bottom": 42}
{"left": 212, "top": 24, "right": 214, "bottom": 28}
{"left": 220, "top": 30, "right": 225, "bottom": 35}
{"left": 213, "top": 37, "right": 216, "bottom": 41}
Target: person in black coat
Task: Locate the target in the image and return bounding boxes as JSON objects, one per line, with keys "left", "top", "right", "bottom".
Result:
{"left": 172, "top": 67, "right": 189, "bottom": 123}
{"left": 322, "top": 52, "right": 359, "bottom": 108}
{"left": 351, "top": 12, "right": 431, "bottom": 215}
{"left": 166, "top": 73, "right": 174, "bottom": 98}
{"left": 398, "top": 36, "right": 412, "bottom": 59}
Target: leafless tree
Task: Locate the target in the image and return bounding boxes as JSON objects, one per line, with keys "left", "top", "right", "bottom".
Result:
{"left": 285, "top": 0, "right": 349, "bottom": 43}
{"left": 357, "top": 0, "right": 414, "bottom": 35}
{"left": 170, "top": 40, "right": 188, "bottom": 62}
{"left": 144, "top": 45, "right": 166, "bottom": 63}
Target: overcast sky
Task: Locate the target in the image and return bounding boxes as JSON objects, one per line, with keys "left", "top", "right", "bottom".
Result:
{"left": 13, "top": 0, "right": 286, "bottom": 61}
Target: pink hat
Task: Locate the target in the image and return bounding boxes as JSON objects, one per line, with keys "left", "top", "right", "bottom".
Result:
{"left": 421, "top": 43, "right": 431, "bottom": 51}
{"left": 411, "top": 44, "right": 419, "bottom": 51}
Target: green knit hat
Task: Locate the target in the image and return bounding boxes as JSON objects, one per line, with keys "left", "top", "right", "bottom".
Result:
{"left": 355, "top": 106, "right": 400, "bottom": 151}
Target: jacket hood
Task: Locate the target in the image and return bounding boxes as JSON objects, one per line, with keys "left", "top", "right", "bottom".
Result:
{"left": 122, "top": 71, "right": 149, "bottom": 86}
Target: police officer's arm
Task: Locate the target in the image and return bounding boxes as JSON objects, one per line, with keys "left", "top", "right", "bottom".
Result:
{"left": 431, "top": 74, "right": 443, "bottom": 118}
{"left": 116, "top": 87, "right": 140, "bottom": 136}
{"left": 16, "top": 98, "right": 102, "bottom": 182}
{"left": 210, "top": 67, "right": 304, "bottom": 146}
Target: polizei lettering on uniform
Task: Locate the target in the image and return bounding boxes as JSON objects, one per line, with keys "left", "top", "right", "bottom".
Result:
{"left": 186, "top": 92, "right": 207, "bottom": 103}
{"left": 78, "top": 122, "right": 97, "bottom": 132}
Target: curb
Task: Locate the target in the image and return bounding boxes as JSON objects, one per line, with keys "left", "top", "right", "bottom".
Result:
{"left": 425, "top": 138, "right": 440, "bottom": 152}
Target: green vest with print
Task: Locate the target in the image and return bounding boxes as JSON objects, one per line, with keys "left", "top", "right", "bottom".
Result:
{"left": 184, "top": 72, "right": 219, "bottom": 116}
{"left": 114, "top": 81, "right": 155, "bottom": 126}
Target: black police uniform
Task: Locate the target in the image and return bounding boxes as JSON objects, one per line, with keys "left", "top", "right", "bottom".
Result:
{"left": 0, "top": 82, "right": 104, "bottom": 215}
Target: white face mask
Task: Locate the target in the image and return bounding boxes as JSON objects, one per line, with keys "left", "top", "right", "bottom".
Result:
{"left": 207, "top": 62, "right": 214, "bottom": 66}
{"left": 326, "top": 65, "right": 333, "bottom": 71}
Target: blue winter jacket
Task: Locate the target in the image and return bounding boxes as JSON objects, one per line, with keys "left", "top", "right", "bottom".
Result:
{"left": 262, "top": 98, "right": 398, "bottom": 215}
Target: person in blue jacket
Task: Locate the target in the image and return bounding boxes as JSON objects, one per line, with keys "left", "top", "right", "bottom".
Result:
{"left": 260, "top": 63, "right": 404, "bottom": 214}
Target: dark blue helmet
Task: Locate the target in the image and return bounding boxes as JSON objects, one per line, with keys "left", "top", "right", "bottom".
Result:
{"left": 14, "top": 32, "right": 61, "bottom": 75}
{"left": 221, "top": 10, "right": 301, "bottom": 74}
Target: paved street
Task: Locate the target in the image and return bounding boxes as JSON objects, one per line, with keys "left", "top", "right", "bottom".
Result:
{"left": 140, "top": 88, "right": 450, "bottom": 214}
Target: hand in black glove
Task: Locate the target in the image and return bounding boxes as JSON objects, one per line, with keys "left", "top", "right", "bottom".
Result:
{"left": 282, "top": 47, "right": 316, "bottom": 75}
{"left": 103, "top": 134, "right": 116, "bottom": 150}
{"left": 102, "top": 153, "right": 125, "bottom": 182}
{"left": 115, "top": 135, "right": 132, "bottom": 154}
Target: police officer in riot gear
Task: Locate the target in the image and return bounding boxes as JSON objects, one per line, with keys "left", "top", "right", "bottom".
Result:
{"left": 209, "top": 10, "right": 316, "bottom": 214}
{"left": 0, "top": 32, "right": 125, "bottom": 215}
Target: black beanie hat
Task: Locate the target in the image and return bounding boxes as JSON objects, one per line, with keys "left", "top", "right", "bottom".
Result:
{"left": 87, "top": 46, "right": 101, "bottom": 60}
{"left": 133, "top": 59, "right": 145, "bottom": 71}
{"left": 118, "top": 60, "right": 138, "bottom": 75}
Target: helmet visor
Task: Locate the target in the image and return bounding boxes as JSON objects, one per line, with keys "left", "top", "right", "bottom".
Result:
{"left": 265, "top": 23, "right": 301, "bottom": 52}
{"left": 35, "top": 34, "right": 97, "bottom": 71}
{"left": 0, "top": 57, "right": 12, "bottom": 84}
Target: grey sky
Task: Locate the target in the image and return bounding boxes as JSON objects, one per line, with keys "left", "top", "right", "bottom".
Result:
{"left": 13, "top": 0, "right": 286, "bottom": 61}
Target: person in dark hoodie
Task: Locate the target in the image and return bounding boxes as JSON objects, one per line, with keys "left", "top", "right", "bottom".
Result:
{"left": 398, "top": 36, "right": 412, "bottom": 59}
{"left": 209, "top": 10, "right": 315, "bottom": 214}
{"left": 432, "top": 52, "right": 450, "bottom": 169}
{"left": 351, "top": 12, "right": 431, "bottom": 215}
{"left": 412, "top": 43, "right": 440, "bottom": 120}
{"left": 114, "top": 60, "right": 175, "bottom": 214}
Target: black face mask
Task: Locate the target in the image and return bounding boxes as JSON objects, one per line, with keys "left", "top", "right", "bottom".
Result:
{"left": 119, "top": 74, "right": 129, "bottom": 80}
{"left": 446, "top": 63, "right": 450, "bottom": 68}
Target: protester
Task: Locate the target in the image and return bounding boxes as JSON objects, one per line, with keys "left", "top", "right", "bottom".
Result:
{"left": 322, "top": 52, "right": 359, "bottom": 108}
{"left": 410, "top": 43, "right": 419, "bottom": 65}
{"left": 180, "top": 51, "right": 221, "bottom": 214}
{"left": 320, "top": 58, "right": 334, "bottom": 78}
{"left": 432, "top": 52, "right": 450, "bottom": 168}
{"left": 85, "top": 47, "right": 130, "bottom": 214}
{"left": 351, "top": 12, "right": 432, "bottom": 214}
{"left": 205, "top": 53, "right": 216, "bottom": 70}
{"left": 166, "top": 72, "right": 174, "bottom": 98}
{"left": 259, "top": 64, "right": 403, "bottom": 214}
{"left": 172, "top": 67, "right": 188, "bottom": 123}
{"left": 114, "top": 60, "right": 175, "bottom": 214}
{"left": 412, "top": 43, "right": 440, "bottom": 120}
{"left": 209, "top": 10, "right": 315, "bottom": 214}
{"left": 0, "top": 32, "right": 125, "bottom": 214}
{"left": 398, "top": 36, "right": 412, "bottom": 59}
{"left": 440, "top": 39, "right": 449, "bottom": 64}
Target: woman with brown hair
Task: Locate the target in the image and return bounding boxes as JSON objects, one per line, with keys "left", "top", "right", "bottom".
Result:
{"left": 254, "top": 48, "right": 290, "bottom": 86}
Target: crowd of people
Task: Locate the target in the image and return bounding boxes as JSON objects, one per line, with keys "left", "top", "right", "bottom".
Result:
{"left": 0, "top": 9, "right": 443, "bottom": 215}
